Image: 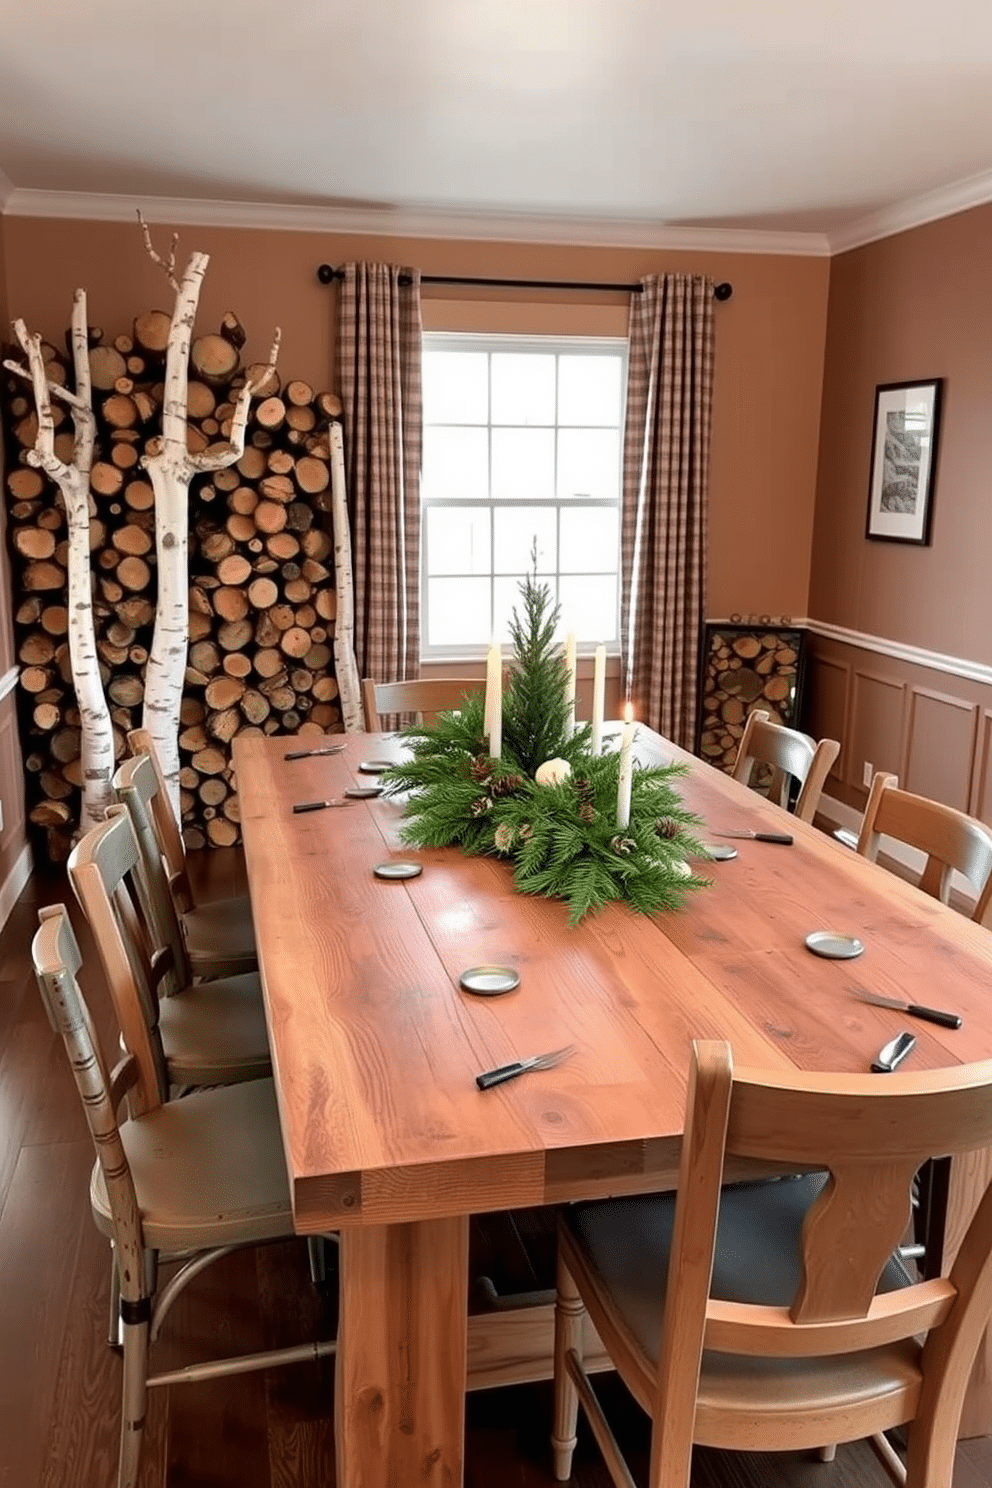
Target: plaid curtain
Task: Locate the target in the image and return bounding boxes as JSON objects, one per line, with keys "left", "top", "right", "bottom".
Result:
{"left": 619, "top": 274, "right": 715, "bottom": 749}
{"left": 338, "top": 263, "right": 423, "bottom": 684}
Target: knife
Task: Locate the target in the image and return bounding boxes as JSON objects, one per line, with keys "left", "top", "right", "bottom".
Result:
{"left": 292, "top": 798, "right": 352, "bottom": 813}
{"left": 854, "top": 990, "right": 962, "bottom": 1029}
{"left": 714, "top": 830, "right": 794, "bottom": 844}
{"left": 476, "top": 1044, "right": 575, "bottom": 1090}
{"left": 871, "top": 1030, "right": 916, "bottom": 1073}
{"left": 284, "top": 745, "right": 347, "bottom": 760}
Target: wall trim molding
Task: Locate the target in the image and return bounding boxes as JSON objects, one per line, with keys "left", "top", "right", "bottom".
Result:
{"left": 0, "top": 840, "right": 32, "bottom": 933}
{"left": 0, "top": 666, "right": 18, "bottom": 703}
{"left": 0, "top": 167, "right": 14, "bottom": 212}
{"left": 804, "top": 620, "right": 992, "bottom": 689}
{"left": 828, "top": 166, "right": 992, "bottom": 255}
{"left": 0, "top": 187, "right": 832, "bottom": 257}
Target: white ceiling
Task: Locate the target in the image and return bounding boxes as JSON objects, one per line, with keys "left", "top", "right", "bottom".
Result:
{"left": 2, "top": 1, "right": 992, "bottom": 252}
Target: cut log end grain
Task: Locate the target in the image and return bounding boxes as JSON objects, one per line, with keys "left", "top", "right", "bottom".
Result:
{"left": 88, "top": 345, "right": 127, "bottom": 391}
{"left": 191, "top": 334, "right": 240, "bottom": 387}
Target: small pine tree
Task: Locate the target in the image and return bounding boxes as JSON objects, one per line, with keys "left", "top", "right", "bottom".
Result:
{"left": 502, "top": 567, "right": 590, "bottom": 775}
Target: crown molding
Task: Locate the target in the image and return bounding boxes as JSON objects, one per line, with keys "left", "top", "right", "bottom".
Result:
{"left": 0, "top": 186, "right": 831, "bottom": 256}
{"left": 828, "top": 166, "right": 992, "bottom": 254}
{"left": 0, "top": 167, "right": 14, "bottom": 211}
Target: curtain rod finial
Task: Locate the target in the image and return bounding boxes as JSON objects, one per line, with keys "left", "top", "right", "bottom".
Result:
{"left": 317, "top": 263, "right": 336, "bottom": 285}
{"left": 714, "top": 282, "right": 733, "bottom": 302}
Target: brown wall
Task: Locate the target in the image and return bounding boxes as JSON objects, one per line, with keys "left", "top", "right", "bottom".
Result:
{"left": 810, "top": 202, "right": 992, "bottom": 661}
{"left": 1, "top": 217, "right": 830, "bottom": 623}
{"left": 806, "top": 202, "right": 992, "bottom": 825}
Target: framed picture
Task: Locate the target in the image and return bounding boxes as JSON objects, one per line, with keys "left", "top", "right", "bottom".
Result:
{"left": 865, "top": 379, "right": 943, "bottom": 545}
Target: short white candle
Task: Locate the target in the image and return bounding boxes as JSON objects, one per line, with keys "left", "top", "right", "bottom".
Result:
{"left": 564, "top": 632, "right": 577, "bottom": 736}
{"left": 591, "top": 643, "right": 606, "bottom": 755}
{"left": 484, "top": 641, "right": 502, "bottom": 758}
{"left": 616, "top": 702, "right": 634, "bottom": 829}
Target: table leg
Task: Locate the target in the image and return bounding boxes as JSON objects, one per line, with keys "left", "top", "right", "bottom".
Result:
{"left": 336, "top": 1215, "right": 470, "bottom": 1486}
{"left": 946, "top": 1146, "right": 992, "bottom": 1437}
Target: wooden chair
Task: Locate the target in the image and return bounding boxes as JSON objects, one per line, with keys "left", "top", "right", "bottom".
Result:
{"left": 126, "top": 728, "right": 257, "bottom": 978}
{"left": 362, "top": 676, "right": 484, "bottom": 731}
{"left": 32, "top": 903, "right": 335, "bottom": 1488}
{"left": 67, "top": 806, "right": 271, "bottom": 1090}
{"left": 857, "top": 772, "right": 992, "bottom": 923}
{"left": 552, "top": 1039, "right": 992, "bottom": 1488}
{"left": 732, "top": 708, "right": 840, "bottom": 824}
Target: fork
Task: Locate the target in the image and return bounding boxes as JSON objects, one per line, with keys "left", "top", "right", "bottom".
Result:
{"left": 475, "top": 1044, "right": 575, "bottom": 1090}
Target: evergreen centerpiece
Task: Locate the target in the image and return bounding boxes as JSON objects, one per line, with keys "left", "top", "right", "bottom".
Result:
{"left": 381, "top": 573, "right": 709, "bottom": 923}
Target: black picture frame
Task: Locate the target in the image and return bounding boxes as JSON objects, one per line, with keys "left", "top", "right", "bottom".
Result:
{"left": 865, "top": 378, "right": 943, "bottom": 545}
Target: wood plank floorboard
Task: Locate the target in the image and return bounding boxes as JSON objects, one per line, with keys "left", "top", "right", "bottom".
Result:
{"left": 1, "top": 852, "right": 991, "bottom": 1486}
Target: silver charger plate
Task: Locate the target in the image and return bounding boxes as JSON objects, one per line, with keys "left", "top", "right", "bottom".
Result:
{"left": 344, "top": 785, "right": 383, "bottom": 799}
{"left": 459, "top": 965, "right": 520, "bottom": 996}
{"left": 700, "top": 843, "right": 738, "bottom": 861}
{"left": 373, "top": 861, "right": 423, "bottom": 880}
{"left": 358, "top": 759, "right": 394, "bottom": 774}
{"left": 805, "top": 931, "right": 865, "bottom": 960}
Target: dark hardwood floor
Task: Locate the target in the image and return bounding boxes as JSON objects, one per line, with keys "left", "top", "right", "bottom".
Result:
{"left": 2, "top": 850, "right": 991, "bottom": 1486}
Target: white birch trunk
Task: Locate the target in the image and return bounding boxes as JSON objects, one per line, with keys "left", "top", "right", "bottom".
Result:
{"left": 328, "top": 419, "right": 363, "bottom": 732}
{"left": 8, "top": 293, "right": 115, "bottom": 832}
{"left": 138, "top": 223, "right": 281, "bottom": 819}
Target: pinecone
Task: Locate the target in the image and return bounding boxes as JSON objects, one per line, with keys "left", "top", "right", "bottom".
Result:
{"left": 573, "top": 774, "right": 592, "bottom": 798}
{"left": 609, "top": 835, "right": 636, "bottom": 856}
{"left": 655, "top": 816, "right": 680, "bottom": 839}
{"left": 579, "top": 801, "right": 597, "bottom": 822}
{"left": 469, "top": 754, "right": 493, "bottom": 783}
{"left": 491, "top": 772, "right": 525, "bottom": 797}
{"left": 469, "top": 795, "right": 493, "bottom": 817}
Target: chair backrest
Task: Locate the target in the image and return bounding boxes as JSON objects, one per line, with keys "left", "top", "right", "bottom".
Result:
{"left": 67, "top": 808, "right": 170, "bottom": 1110}
{"left": 856, "top": 771, "right": 992, "bottom": 922}
{"left": 114, "top": 752, "right": 191, "bottom": 990}
{"left": 362, "top": 677, "right": 484, "bottom": 732}
{"left": 127, "top": 727, "right": 194, "bottom": 913}
{"left": 32, "top": 903, "right": 147, "bottom": 1300}
{"left": 731, "top": 708, "right": 840, "bottom": 824}
{"left": 654, "top": 1039, "right": 992, "bottom": 1448}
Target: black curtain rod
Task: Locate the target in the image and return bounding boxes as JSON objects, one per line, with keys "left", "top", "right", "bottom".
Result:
{"left": 316, "top": 264, "right": 733, "bottom": 300}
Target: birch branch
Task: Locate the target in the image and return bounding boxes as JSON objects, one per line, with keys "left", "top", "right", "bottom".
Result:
{"left": 138, "top": 210, "right": 180, "bottom": 292}
{"left": 12, "top": 320, "right": 67, "bottom": 483}
{"left": 3, "top": 359, "right": 91, "bottom": 413}
{"left": 189, "top": 326, "right": 282, "bottom": 474}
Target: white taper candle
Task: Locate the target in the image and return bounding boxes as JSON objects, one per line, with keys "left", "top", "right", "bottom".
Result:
{"left": 591, "top": 643, "right": 606, "bottom": 756}
{"left": 564, "top": 632, "right": 577, "bottom": 736}
{"left": 484, "top": 641, "right": 502, "bottom": 758}
{"left": 616, "top": 702, "right": 634, "bottom": 829}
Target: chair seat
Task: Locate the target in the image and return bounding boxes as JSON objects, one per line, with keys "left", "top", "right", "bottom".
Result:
{"left": 90, "top": 1076, "right": 292, "bottom": 1253}
{"left": 566, "top": 1175, "right": 920, "bottom": 1444}
{"left": 158, "top": 972, "right": 271, "bottom": 1086}
{"left": 182, "top": 894, "right": 258, "bottom": 977}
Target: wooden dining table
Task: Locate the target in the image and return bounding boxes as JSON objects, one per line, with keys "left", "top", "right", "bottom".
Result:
{"left": 235, "top": 727, "right": 992, "bottom": 1486}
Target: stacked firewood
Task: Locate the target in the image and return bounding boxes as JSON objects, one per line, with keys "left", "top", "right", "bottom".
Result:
{"left": 2, "top": 312, "right": 342, "bottom": 861}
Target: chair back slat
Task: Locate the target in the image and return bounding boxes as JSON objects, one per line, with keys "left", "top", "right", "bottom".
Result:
{"left": 127, "top": 728, "right": 194, "bottom": 913}
{"left": 114, "top": 753, "right": 191, "bottom": 988}
{"left": 68, "top": 811, "right": 169, "bottom": 1111}
{"left": 362, "top": 677, "right": 484, "bottom": 732}
{"left": 857, "top": 771, "right": 992, "bottom": 920}
{"left": 731, "top": 710, "right": 840, "bottom": 824}
{"left": 32, "top": 905, "right": 146, "bottom": 1302}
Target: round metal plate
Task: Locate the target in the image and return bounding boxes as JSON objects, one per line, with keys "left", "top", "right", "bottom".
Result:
{"left": 804, "top": 931, "right": 865, "bottom": 960}
{"left": 700, "top": 843, "right": 738, "bottom": 861}
{"left": 373, "top": 861, "right": 423, "bottom": 880}
{"left": 358, "top": 760, "right": 394, "bottom": 774}
{"left": 344, "top": 785, "right": 383, "bottom": 799}
{"left": 459, "top": 965, "right": 521, "bottom": 996}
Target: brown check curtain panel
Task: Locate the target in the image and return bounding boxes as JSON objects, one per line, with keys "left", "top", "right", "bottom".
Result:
{"left": 620, "top": 274, "right": 715, "bottom": 750}
{"left": 338, "top": 263, "right": 423, "bottom": 686}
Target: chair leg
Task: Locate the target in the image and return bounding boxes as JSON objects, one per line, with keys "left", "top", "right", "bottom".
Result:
{"left": 118, "top": 1313, "right": 149, "bottom": 1488}
{"left": 307, "top": 1235, "right": 327, "bottom": 1284}
{"left": 818, "top": 1444, "right": 837, "bottom": 1461}
{"left": 552, "top": 1251, "right": 585, "bottom": 1481}
{"left": 108, "top": 1243, "right": 122, "bottom": 1349}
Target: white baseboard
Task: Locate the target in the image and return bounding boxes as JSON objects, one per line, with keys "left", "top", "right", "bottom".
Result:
{"left": 820, "top": 791, "right": 974, "bottom": 904}
{"left": 0, "top": 840, "right": 33, "bottom": 931}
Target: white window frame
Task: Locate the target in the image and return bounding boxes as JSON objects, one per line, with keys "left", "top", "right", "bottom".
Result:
{"left": 420, "top": 332, "right": 627, "bottom": 661}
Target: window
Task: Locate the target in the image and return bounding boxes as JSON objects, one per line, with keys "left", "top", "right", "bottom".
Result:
{"left": 420, "top": 335, "right": 626, "bottom": 657}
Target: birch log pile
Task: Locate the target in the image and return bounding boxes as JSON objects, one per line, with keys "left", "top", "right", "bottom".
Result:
{"left": 2, "top": 320, "right": 343, "bottom": 861}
